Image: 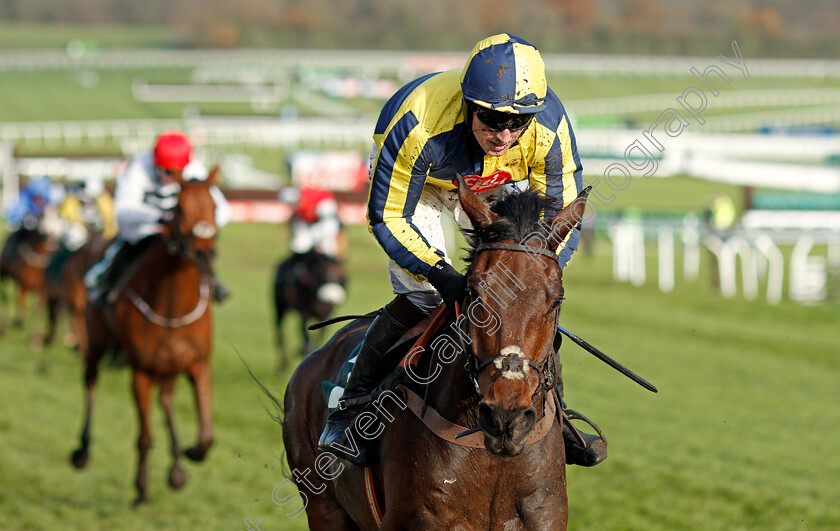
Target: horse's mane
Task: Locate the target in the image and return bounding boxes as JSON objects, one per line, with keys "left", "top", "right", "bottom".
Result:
{"left": 464, "top": 189, "right": 563, "bottom": 265}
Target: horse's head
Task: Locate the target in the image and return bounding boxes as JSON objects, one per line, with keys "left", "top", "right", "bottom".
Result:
{"left": 165, "top": 167, "right": 220, "bottom": 265}
{"left": 456, "top": 174, "right": 590, "bottom": 456}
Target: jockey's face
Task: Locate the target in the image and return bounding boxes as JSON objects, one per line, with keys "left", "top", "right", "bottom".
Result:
{"left": 155, "top": 166, "right": 179, "bottom": 184}
{"left": 471, "top": 113, "right": 527, "bottom": 157}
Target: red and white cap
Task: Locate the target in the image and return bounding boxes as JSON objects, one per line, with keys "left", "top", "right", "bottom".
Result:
{"left": 153, "top": 131, "right": 192, "bottom": 171}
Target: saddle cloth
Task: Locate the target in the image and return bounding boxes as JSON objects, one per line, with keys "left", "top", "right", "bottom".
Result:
{"left": 319, "top": 309, "right": 444, "bottom": 411}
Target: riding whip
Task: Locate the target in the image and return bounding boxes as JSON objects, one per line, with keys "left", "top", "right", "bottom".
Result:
{"left": 556, "top": 325, "right": 658, "bottom": 393}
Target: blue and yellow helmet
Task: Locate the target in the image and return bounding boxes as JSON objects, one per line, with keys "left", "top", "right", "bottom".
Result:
{"left": 460, "top": 34, "right": 547, "bottom": 115}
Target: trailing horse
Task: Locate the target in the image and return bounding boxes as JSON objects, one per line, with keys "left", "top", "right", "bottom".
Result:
{"left": 0, "top": 226, "right": 56, "bottom": 348}
{"left": 282, "top": 179, "right": 590, "bottom": 530}
{"left": 70, "top": 171, "right": 220, "bottom": 505}
{"left": 273, "top": 250, "right": 346, "bottom": 370}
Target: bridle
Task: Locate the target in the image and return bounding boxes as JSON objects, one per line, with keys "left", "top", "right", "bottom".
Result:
{"left": 122, "top": 199, "right": 216, "bottom": 329}
{"left": 455, "top": 241, "right": 561, "bottom": 407}
{"left": 165, "top": 202, "right": 216, "bottom": 278}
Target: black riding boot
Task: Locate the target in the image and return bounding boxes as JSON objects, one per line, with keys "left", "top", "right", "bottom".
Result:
{"left": 318, "top": 296, "right": 425, "bottom": 465}
{"left": 563, "top": 423, "right": 608, "bottom": 467}
{"left": 553, "top": 332, "right": 609, "bottom": 467}
{"left": 209, "top": 276, "right": 231, "bottom": 303}
{"left": 88, "top": 242, "right": 135, "bottom": 307}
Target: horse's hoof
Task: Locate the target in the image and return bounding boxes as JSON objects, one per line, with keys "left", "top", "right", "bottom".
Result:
{"left": 12, "top": 319, "right": 23, "bottom": 329}
{"left": 63, "top": 333, "right": 79, "bottom": 349}
{"left": 184, "top": 447, "right": 206, "bottom": 462}
{"left": 132, "top": 496, "right": 151, "bottom": 507}
{"left": 169, "top": 466, "right": 187, "bottom": 489}
{"left": 71, "top": 448, "right": 89, "bottom": 469}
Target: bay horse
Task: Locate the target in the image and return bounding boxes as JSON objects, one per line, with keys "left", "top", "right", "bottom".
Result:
{"left": 273, "top": 250, "right": 346, "bottom": 370}
{"left": 44, "top": 231, "right": 110, "bottom": 351}
{"left": 70, "top": 170, "right": 220, "bottom": 505}
{"left": 283, "top": 178, "right": 590, "bottom": 530}
{"left": 0, "top": 226, "right": 56, "bottom": 347}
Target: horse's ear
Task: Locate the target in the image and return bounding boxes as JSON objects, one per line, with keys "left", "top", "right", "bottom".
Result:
{"left": 207, "top": 166, "right": 220, "bottom": 186}
{"left": 547, "top": 186, "right": 591, "bottom": 247}
{"left": 455, "top": 173, "right": 500, "bottom": 230}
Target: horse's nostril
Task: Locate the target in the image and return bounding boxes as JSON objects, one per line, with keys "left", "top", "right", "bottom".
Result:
{"left": 517, "top": 407, "right": 537, "bottom": 436}
{"left": 478, "top": 402, "right": 500, "bottom": 436}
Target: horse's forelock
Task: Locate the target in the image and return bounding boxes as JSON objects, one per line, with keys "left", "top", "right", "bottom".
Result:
{"left": 465, "top": 190, "right": 562, "bottom": 264}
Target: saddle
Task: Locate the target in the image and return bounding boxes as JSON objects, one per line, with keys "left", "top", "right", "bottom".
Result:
{"left": 320, "top": 312, "right": 436, "bottom": 411}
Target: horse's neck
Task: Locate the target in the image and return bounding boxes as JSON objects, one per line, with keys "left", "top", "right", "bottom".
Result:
{"left": 138, "top": 244, "right": 202, "bottom": 293}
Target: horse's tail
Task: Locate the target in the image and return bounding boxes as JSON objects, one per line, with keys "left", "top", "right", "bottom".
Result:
{"left": 237, "top": 351, "right": 293, "bottom": 479}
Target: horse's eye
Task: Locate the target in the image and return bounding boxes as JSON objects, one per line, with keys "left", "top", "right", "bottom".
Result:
{"left": 551, "top": 296, "right": 565, "bottom": 309}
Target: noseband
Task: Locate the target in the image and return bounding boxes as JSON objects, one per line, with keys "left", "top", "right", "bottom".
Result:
{"left": 457, "top": 242, "right": 561, "bottom": 405}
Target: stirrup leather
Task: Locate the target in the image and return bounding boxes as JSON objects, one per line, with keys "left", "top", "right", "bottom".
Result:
{"left": 561, "top": 407, "right": 607, "bottom": 448}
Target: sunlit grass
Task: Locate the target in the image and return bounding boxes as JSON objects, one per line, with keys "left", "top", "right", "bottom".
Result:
{"left": 0, "top": 221, "right": 837, "bottom": 530}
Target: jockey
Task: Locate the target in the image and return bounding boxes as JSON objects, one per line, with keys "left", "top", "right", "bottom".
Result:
{"left": 46, "top": 179, "right": 118, "bottom": 284}
{"left": 4, "top": 176, "right": 54, "bottom": 231}
{"left": 283, "top": 186, "right": 343, "bottom": 259}
{"left": 2, "top": 176, "right": 61, "bottom": 262}
{"left": 85, "top": 130, "right": 232, "bottom": 306}
{"left": 57, "top": 179, "right": 117, "bottom": 252}
{"left": 319, "top": 34, "right": 607, "bottom": 467}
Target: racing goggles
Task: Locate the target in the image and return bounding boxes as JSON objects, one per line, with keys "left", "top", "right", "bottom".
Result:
{"left": 473, "top": 105, "right": 533, "bottom": 132}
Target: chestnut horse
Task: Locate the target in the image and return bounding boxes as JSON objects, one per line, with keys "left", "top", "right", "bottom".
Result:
{"left": 273, "top": 250, "right": 346, "bottom": 370}
{"left": 0, "top": 226, "right": 56, "bottom": 347}
{"left": 283, "top": 179, "right": 590, "bottom": 530}
{"left": 70, "top": 171, "right": 220, "bottom": 504}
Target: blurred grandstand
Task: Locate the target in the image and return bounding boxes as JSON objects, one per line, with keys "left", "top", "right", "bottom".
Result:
{"left": 1, "top": 46, "right": 838, "bottom": 304}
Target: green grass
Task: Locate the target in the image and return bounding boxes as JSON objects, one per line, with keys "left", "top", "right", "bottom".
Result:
{"left": 590, "top": 174, "right": 746, "bottom": 215}
{"left": 0, "top": 222, "right": 838, "bottom": 530}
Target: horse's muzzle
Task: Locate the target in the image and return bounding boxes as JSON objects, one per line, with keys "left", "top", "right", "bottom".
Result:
{"left": 478, "top": 402, "right": 537, "bottom": 456}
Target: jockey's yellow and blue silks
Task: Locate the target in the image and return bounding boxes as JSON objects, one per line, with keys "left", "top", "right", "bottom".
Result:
{"left": 461, "top": 34, "right": 547, "bottom": 114}
{"left": 368, "top": 71, "right": 583, "bottom": 281}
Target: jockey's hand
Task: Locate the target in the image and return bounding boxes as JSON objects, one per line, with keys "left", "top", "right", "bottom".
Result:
{"left": 428, "top": 260, "right": 467, "bottom": 310}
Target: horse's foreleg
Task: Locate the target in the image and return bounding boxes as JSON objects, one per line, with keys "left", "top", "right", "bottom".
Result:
{"left": 27, "top": 290, "right": 45, "bottom": 351}
{"left": 275, "top": 307, "right": 288, "bottom": 373}
{"left": 43, "top": 294, "right": 59, "bottom": 347}
{"left": 185, "top": 362, "right": 214, "bottom": 462}
{"left": 300, "top": 313, "right": 311, "bottom": 357}
{"left": 13, "top": 286, "right": 25, "bottom": 328}
{"left": 132, "top": 371, "right": 154, "bottom": 506}
{"left": 159, "top": 376, "right": 186, "bottom": 490}
{"left": 70, "top": 338, "right": 108, "bottom": 469}
{"left": 70, "top": 309, "right": 86, "bottom": 353}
